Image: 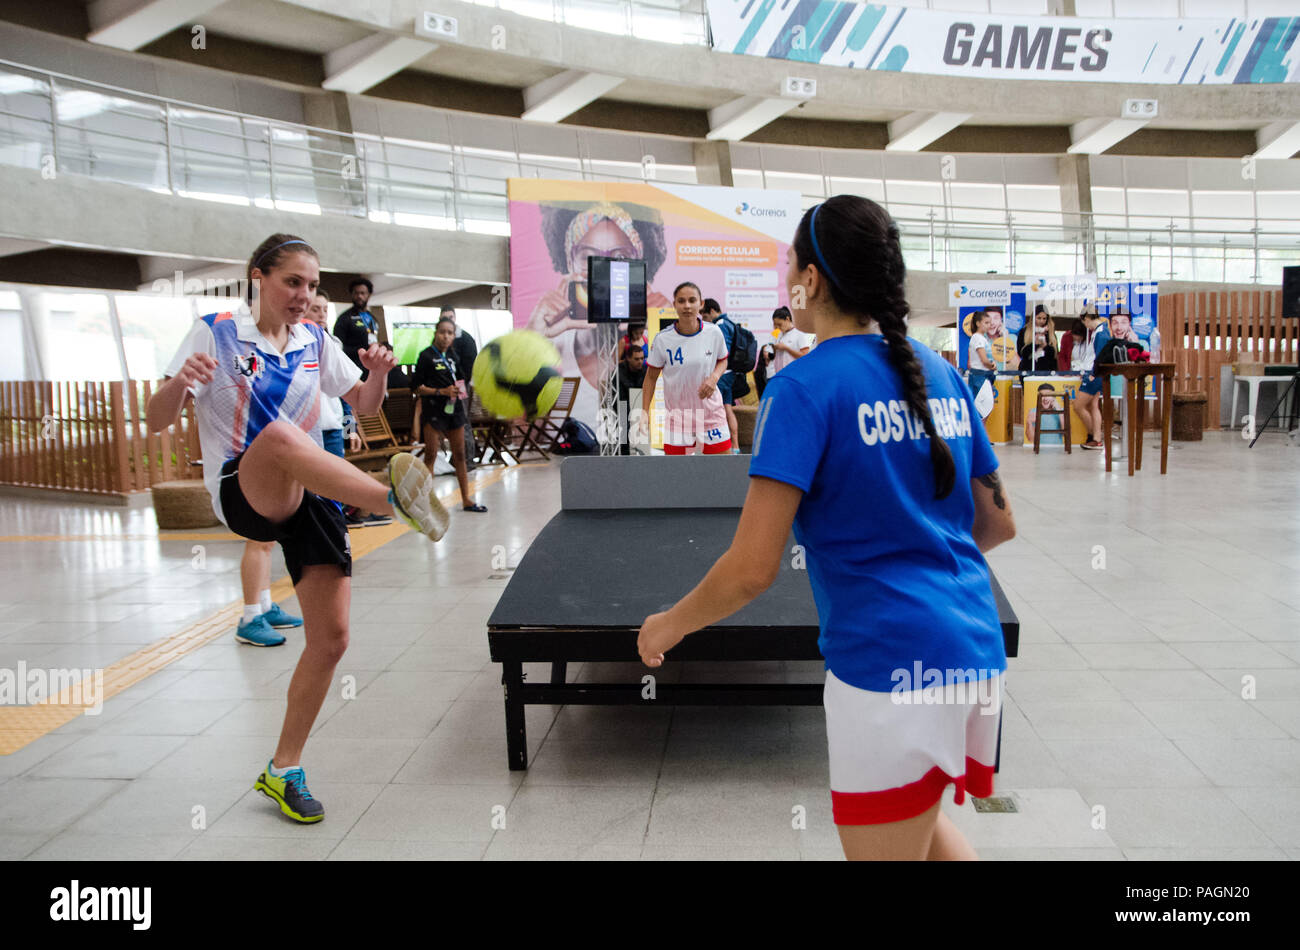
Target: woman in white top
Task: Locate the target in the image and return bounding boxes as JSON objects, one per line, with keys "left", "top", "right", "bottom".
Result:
{"left": 771, "top": 306, "right": 814, "bottom": 375}
{"left": 641, "top": 281, "right": 731, "bottom": 454}
{"left": 967, "top": 311, "right": 998, "bottom": 397}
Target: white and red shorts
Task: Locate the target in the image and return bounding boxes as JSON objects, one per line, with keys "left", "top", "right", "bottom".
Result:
{"left": 824, "top": 669, "right": 1003, "bottom": 825}
{"left": 663, "top": 439, "right": 732, "bottom": 455}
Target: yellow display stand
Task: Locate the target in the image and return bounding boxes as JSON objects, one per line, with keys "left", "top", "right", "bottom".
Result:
{"left": 981, "top": 376, "right": 1016, "bottom": 443}
{"left": 1021, "top": 375, "right": 1087, "bottom": 446}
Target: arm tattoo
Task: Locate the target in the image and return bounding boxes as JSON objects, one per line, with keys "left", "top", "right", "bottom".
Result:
{"left": 977, "top": 472, "right": 1007, "bottom": 511}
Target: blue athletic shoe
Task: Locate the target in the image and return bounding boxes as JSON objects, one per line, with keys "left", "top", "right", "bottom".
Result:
{"left": 261, "top": 604, "right": 303, "bottom": 628}
{"left": 234, "top": 614, "right": 287, "bottom": 647}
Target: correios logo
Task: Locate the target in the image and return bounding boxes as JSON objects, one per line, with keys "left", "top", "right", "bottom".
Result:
{"left": 954, "top": 285, "right": 1003, "bottom": 301}
{"left": 734, "top": 201, "right": 787, "bottom": 218}
{"left": 1032, "top": 276, "right": 1097, "bottom": 297}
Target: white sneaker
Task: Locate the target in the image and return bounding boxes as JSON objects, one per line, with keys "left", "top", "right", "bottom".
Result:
{"left": 386, "top": 453, "right": 450, "bottom": 542}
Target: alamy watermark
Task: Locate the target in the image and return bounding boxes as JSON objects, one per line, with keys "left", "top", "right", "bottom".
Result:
{"left": 0, "top": 662, "right": 105, "bottom": 714}
{"left": 889, "top": 662, "right": 1001, "bottom": 715}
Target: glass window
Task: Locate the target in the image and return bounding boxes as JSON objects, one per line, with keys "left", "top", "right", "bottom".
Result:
{"left": 36, "top": 292, "right": 122, "bottom": 382}
{"left": 0, "top": 290, "right": 24, "bottom": 379}
{"left": 115, "top": 295, "right": 203, "bottom": 381}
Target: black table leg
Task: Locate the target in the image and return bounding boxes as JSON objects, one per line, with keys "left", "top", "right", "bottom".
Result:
{"left": 501, "top": 660, "right": 528, "bottom": 770}
{"left": 995, "top": 708, "right": 1003, "bottom": 774}
{"left": 550, "top": 661, "right": 567, "bottom": 685}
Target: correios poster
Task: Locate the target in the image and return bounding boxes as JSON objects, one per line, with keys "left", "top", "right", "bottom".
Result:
{"left": 507, "top": 180, "right": 801, "bottom": 428}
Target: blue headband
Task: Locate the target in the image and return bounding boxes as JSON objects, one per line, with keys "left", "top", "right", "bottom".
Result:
{"left": 253, "top": 239, "right": 308, "bottom": 269}
{"left": 808, "top": 204, "right": 840, "bottom": 291}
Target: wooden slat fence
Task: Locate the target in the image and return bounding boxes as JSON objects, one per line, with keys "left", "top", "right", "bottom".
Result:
{"left": 1163, "top": 290, "right": 1296, "bottom": 430}
{"left": 0, "top": 379, "right": 201, "bottom": 496}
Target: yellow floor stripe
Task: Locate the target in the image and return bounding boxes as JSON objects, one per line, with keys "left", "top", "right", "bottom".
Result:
{"left": 0, "top": 463, "right": 528, "bottom": 754}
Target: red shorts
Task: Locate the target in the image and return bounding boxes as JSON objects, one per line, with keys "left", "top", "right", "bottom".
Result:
{"left": 663, "top": 439, "right": 732, "bottom": 456}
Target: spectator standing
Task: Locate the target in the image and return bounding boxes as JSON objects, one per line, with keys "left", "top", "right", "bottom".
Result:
{"left": 702, "top": 297, "right": 741, "bottom": 454}
{"left": 619, "top": 344, "right": 647, "bottom": 455}
{"left": 333, "top": 278, "right": 380, "bottom": 377}
{"left": 1071, "top": 309, "right": 1111, "bottom": 449}
{"left": 967, "top": 311, "right": 997, "bottom": 397}
{"left": 770, "top": 306, "right": 813, "bottom": 376}
{"left": 310, "top": 290, "right": 386, "bottom": 527}
{"left": 1017, "top": 306, "right": 1058, "bottom": 373}
{"left": 414, "top": 317, "right": 486, "bottom": 512}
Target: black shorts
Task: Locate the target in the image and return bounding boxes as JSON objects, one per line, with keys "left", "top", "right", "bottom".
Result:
{"left": 218, "top": 453, "right": 352, "bottom": 586}
{"left": 422, "top": 397, "right": 468, "bottom": 432}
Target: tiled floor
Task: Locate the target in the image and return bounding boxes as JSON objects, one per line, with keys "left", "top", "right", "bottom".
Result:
{"left": 1, "top": 431, "right": 1298, "bottom": 860}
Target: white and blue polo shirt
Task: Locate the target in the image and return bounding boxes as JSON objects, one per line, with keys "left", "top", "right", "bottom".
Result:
{"left": 749, "top": 333, "right": 1006, "bottom": 692}
{"left": 165, "top": 310, "right": 361, "bottom": 524}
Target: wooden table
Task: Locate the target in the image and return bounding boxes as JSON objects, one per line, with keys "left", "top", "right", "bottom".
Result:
{"left": 1096, "top": 362, "right": 1175, "bottom": 476}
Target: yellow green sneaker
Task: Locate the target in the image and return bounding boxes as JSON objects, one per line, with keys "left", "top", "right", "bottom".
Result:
{"left": 255, "top": 762, "right": 324, "bottom": 824}
{"left": 387, "top": 452, "right": 450, "bottom": 542}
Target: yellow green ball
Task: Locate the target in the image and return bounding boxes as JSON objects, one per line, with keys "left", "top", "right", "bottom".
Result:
{"left": 472, "top": 330, "right": 563, "bottom": 420}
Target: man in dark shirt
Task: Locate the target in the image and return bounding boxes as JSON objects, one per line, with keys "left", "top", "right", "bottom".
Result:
{"left": 618, "top": 345, "right": 647, "bottom": 455}
{"left": 333, "top": 278, "right": 380, "bottom": 377}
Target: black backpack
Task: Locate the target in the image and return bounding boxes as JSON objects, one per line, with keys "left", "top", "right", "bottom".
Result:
{"left": 554, "top": 418, "right": 598, "bottom": 455}
{"left": 720, "top": 317, "right": 758, "bottom": 374}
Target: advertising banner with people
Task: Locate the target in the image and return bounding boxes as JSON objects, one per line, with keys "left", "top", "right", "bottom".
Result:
{"left": 953, "top": 280, "right": 1025, "bottom": 372}
{"left": 1094, "top": 280, "right": 1161, "bottom": 398}
{"left": 706, "top": 2, "right": 1300, "bottom": 85}
{"left": 507, "top": 179, "right": 801, "bottom": 429}
{"left": 1022, "top": 375, "right": 1088, "bottom": 448}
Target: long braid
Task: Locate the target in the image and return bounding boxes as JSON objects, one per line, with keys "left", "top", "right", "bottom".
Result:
{"left": 802, "top": 199, "right": 956, "bottom": 500}
{"left": 877, "top": 308, "right": 956, "bottom": 500}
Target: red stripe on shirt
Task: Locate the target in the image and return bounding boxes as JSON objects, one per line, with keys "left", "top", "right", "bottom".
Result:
{"left": 230, "top": 384, "right": 249, "bottom": 455}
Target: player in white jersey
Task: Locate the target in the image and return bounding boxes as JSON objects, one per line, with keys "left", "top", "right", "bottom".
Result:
{"left": 642, "top": 282, "right": 731, "bottom": 454}
{"left": 147, "top": 232, "right": 450, "bottom": 824}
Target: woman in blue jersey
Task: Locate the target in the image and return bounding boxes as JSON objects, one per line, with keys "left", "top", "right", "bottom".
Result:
{"left": 147, "top": 233, "right": 450, "bottom": 825}
{"left": 637, "top": 196, "right": 1018, "bottom": 860}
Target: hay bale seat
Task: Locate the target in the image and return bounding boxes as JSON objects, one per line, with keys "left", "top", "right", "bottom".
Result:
{"left": 733, "top": 404, "right": 758, "bottom": 452}
{"left": 1172, "top": 391, "right": 1207, "bottom": 442}
{"left": 152, "top": 480, "right": 219, "bottom": 529}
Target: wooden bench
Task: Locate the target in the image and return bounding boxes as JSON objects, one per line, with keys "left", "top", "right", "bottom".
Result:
{"left": 346, "top": 408, "right": 414, "bottom": 467}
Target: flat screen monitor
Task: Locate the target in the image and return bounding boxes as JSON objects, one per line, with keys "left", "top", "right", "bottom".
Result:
{"left": 1283, "top": 265, "right": 1299, "bottom": 319}
{"left": 585, "top": 256, "right": 647, "bottom": 324}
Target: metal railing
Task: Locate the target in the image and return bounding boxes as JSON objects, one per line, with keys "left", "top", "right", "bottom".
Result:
{"left": 1, "top": 59, "right": 1297, "bottom": 284}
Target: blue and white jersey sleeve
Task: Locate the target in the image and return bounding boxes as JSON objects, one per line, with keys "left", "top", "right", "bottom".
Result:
{"left": 748, "top": 374, "right": 827, "bottom": 493}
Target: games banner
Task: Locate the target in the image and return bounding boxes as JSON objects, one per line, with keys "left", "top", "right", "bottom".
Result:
{"left": 507, "top": 179, "right": 800, "bottom": 428}
{"left": 706, "top": 1, "right": 1300, "bottom": 85}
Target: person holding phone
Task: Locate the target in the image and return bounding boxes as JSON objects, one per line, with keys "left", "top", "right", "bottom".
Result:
{"left": 413, "top": 317, "right": 485, "bottom": 512}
